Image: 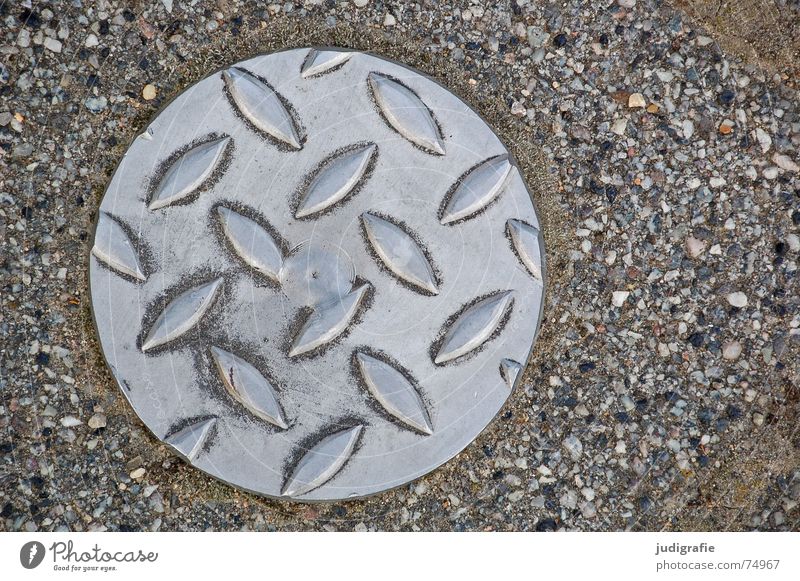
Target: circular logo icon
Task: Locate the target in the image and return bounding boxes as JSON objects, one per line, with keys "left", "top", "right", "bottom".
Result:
{"left": 20, "top": 541, "right": 45, "bottom": 569}
{"left": 89, "top": 48, "right": 545, "bottom": 500}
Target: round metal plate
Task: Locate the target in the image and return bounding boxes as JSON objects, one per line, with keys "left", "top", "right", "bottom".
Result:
{"left": 89, "top": 48, "right": 546, "bottom": 501}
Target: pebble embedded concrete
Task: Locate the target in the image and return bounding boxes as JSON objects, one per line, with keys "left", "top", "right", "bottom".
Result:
{"left": 1, "top": 0, "right": 797, "bottom": 532}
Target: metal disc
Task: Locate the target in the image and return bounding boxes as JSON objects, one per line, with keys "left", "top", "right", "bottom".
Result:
{"left": 89, "top": 48, "right": 546, "bottom": 501}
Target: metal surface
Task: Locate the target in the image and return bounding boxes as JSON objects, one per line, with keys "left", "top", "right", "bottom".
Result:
{"left": 89, "top": 48, "right": 546, "bottom": 501}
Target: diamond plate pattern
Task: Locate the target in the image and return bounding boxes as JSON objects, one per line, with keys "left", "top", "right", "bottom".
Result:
{"left": 90, "top": 48, "right": 545, "bottom": 501}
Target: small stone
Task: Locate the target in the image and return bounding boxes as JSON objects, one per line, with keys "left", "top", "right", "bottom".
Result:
{"left": 85, "top": 96, "right": 108, "bottom": 113}
{"left": 17, "top": 29, "right": 31, "bottom": 48}
{"left": 719, "top": 120, "right": 734, "bottom": 134}
{"left": 719, "top": 89, "right": 735, "bottom": 105}
{"left": 130, "top": 467, "right": 146, "bottom": 479}
{"left": 44, "top": 37, "right": 63, "bottom": 53}
{"left": 656, "top": 70, "right": 674, "bottom": 83}
{"left": 12, "top": 143, "right": 34, "bottom": 158}
{"left": 353, "top": 0, "right": 369, "bottom": 7}
{"left": 621, "top": 395, "right": 635, "bottom": 411}
{"left": 139, "top": 19, "right": 158, "bottom": 40}
{"left": 722, "top": 341, "right": 742, "bottom": 360}
{"left": 383, "top": 13, "right": 396, "bottom": 27}
{"left": 581, "top": 502, "right": 597, "bottom": 518}
{"left": 726, "top": 291, "right": 748, "bottom": 308}
{"left": 60, "top": 416, "right": 82, "bottom": 427}
{"left": 752, "top": 412, "right": 765, "bottom": 426}
{"left": 88, "top": 414, "right": 107, "bottom": 429}
{"left": 618, "top": 0, "right": 636, "bottom": 7}
{"left": 612, "top": 290, "right": 630, "bottom": 307}
{"left": 142, "top": 84, "right": 157, "bottom": 100}
{"left": 686, "top": 236, "right": 706, "bottom": 257}
{"left": 628, "top": 93, "right": 646, "bottom": 108}
{"left": 85, "top": 34, "right": 99, "bottom": 48}
{"left": 510, "top": 101, "right": 526, "bottom": 116}
{"left": 772, "top": 153, "right": 799, "bottom": 172}
{"left": 563, "top": 435, "right": 583, "bottom": 461}
{"left": 560, "top": 489, "right": 578, "bottom": 509}
{"left": 646, "top": 103, "right": 659, "bottom": 113}
{"left": 682, "top": 119, "right": 694, "bottom": 139}
{"left": 526, "top": 26, "right": 549, "bottom": 48}
{"left": 755, "top": 127, "right": 772, "bottom": 153}
{"left": 161, "top": 0, "right": 174, "bottom": 13}
{"left": 535, "top": 518, "right": 557, "bottom": 531}
{"left": 126, "top": 456, "right": 144, "bottom": 471}
{"left": 610, "top": 118, "right": 627, "bottom": 136}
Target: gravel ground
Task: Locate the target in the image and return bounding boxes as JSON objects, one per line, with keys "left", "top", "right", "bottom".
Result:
{"left": 1, "top": 0, "right": 798, "bottom": 532}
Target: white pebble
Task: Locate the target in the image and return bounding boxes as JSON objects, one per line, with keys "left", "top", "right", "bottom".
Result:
{"left": 772, "top": 153, "right": 799, "bottom": 172}
{"left": 628, "top": 93, "right": 646, "bottom": 108}
{"left": 682, "top": 120, "right": 694, "bottom": 139}
{"left": 44, "top": 37, "right": 63, "bottom": 53}
{"left": 581, "top": 502, "right": 597, "bottom": 518}
{"left": 612, "top": 290, "right": 630, "bottom": 307}
{"left": 722, "top": 341, "right": 742, "bottom": 360}
{"left": 60, "top": 416, "right": 82, "bottom": 427}
{"left": 727, "top": 291, "right": 748, "bottom": 308}
{"left": 656, "top": 70, "right": 674, "bottom": 82}
{"left": 755, "top": 127, "right": 772, "bottom": 153}
{"left": 88, "top": 413, "right": 107, "bottom": 429}
{"left": 610, "top": 118, "right": 628, "bottom": 136}
{"left": 17, "top": 29, "right": 31, "bottom": 48}
{"left": 563, "top": 435, "right": 583, "bottom": 461}
{"left": 685, "top": 236, "right": 706, "bottom": 257}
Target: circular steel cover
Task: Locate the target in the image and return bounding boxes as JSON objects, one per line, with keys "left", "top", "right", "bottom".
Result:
{"left": 90, "top": 48, "right": 545, "bottom": 501}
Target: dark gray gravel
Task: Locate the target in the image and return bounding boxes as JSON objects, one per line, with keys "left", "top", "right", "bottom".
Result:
{"left": 1, "top": 0, "right": 798, "bottom": 532}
